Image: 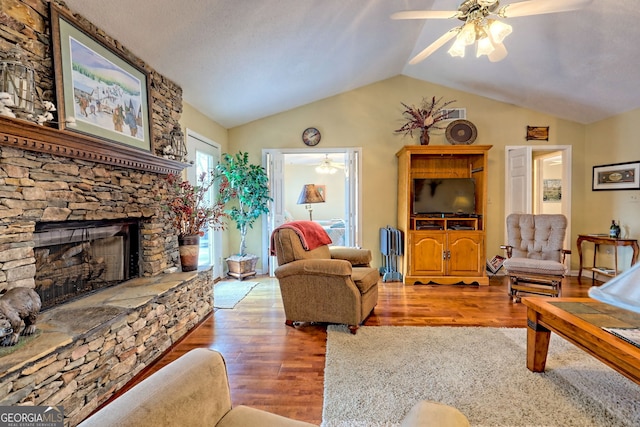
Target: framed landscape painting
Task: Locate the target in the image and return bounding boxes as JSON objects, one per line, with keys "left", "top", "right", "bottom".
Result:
{"left": 50, "top": 4, "right": 152, "bottom": 151}
{"left": 592, "top": 161, "right": 640, "bottom": 191}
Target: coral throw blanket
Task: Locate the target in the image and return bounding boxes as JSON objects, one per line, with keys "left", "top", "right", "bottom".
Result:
{"left": 270, "top": 220, "right": 333, "bottom": 255}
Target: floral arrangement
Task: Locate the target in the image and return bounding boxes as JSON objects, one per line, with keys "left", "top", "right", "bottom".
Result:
{"left": 394, "top": 96, "right": 456, "bottom": 141}
{"left": 165, "top": 172, "right": 227, "bottom": 237}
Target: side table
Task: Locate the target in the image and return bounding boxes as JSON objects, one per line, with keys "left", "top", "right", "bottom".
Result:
{"left": 577, "top": 234, "right": 639, "bottom": 280}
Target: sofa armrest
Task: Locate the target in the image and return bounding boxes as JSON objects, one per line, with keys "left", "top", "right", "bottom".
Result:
{"left": 275, "top": 259, "right": 352, "bottom": 278}
{"left": 400, "top": 401, "right": 470, "bottom": 427}
{"left": 79, "top": 349, "right": 232, "bottom": 427}
{"left": 219, "top": 405, "right": 317, "bottom": 427}
{"left": 329, "top": 247, "right": 372, "bottom": 266}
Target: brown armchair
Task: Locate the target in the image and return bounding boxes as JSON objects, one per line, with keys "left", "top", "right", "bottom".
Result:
{"left": 271, "top": 224, "right": 379, "bottom": 334}
{"left": 501, "top": 213, "right": 571, "bottom": 302}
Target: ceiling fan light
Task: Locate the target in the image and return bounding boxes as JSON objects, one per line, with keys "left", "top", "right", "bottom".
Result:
{"left": 316, "top": 156, "right": 338, "bottom": 174}
{"left": 488, "top": 19, "right": 512, "bottom": 44}
{"left": 476, "top": 37, "right": 495, "bottom": 58}
{"left": 488, "top": 41, "right": 508, "bottom": 62}
{"left": 448, "top": 37, "right": 467, "bottom": 58}
{"left": 459, "top": 22, "right": 477, "bottom": 46}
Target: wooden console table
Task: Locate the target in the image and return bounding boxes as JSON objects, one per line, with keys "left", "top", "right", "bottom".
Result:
{"left": 523, "top": 297, "right": 640, "bottom": 386}
{"left": 577, "top": 234, "right": 639, "bottom": 280}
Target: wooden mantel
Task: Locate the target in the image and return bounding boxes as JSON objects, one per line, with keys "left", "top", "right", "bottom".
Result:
{"left": 0, "top": 116, "right": 188, "bottom": 175}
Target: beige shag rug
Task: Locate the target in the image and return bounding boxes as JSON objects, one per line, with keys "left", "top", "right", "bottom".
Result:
{"left": 322, "top": 326, "right": 640, "bottom": 427}
{"left": 213, "top": 281, "right": 258, "bottom": 309}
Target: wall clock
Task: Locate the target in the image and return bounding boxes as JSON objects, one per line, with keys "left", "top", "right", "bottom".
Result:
{"left": 302, "top": 127, "right": 321, "bottom": 146}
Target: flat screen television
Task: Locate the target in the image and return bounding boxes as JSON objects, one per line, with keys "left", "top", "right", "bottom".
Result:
{"left": 412, "top": 178, "right": 476, "bottom": 215}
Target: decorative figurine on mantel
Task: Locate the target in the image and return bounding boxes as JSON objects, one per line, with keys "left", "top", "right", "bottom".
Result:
{"left": 394, "top": 96, "right": 456, "bottom": 145}
{"left": 0, "top": 287, "right": 42, "bottom": 346}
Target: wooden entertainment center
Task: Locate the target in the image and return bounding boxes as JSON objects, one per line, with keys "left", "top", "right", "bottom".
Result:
{"left": 396, "top": 145, "right": 492, "bottom": 285}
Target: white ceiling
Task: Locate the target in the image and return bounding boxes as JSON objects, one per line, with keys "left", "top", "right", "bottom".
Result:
{"left": 61, "top": 0, "right": 640, "bottom": 128}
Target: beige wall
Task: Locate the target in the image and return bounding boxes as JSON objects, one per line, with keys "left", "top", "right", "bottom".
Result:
{"left": 181, "top": 102, "right": 229, "bottom": 151}
{"left": 581, "top": 108, "right": 640, "bottom": 270}
{"left": 228, "top": 75, "right": 591, "bottom": 270}
{"left": 185, "top": 75, "right": 639, "bottom": 276}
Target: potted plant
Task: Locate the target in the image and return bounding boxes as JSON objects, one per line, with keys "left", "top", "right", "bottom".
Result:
{"left": 395, "top": 96, "right": 456, "bottom": 145}
{"left": 165, "top": 172, "right": 227, "bottom": 271}
{"left": 216, "top": 151, "right": 271, "bottom": 280}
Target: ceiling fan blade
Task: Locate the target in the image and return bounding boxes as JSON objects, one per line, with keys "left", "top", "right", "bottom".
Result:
{"left": 409, "top": 29, "right": 460, "bottom": 65}
{"left": 391, "top": 10, "right": 460, "bottom": 20}
{"left": 499, "top": 0, "right": 591, "bottom": 18}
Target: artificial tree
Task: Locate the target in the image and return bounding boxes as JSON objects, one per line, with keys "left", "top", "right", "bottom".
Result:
{"left": 216, "top": 151, "right": 271, "bottom": 279}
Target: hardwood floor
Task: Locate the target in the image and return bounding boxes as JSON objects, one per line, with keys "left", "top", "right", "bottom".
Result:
{"left": 120, "top": 275, "right": 595, "bottom": 425}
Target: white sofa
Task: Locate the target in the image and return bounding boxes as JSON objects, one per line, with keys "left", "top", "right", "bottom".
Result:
{"left": 79, "top": 348, "right": 470, "bottom": 427}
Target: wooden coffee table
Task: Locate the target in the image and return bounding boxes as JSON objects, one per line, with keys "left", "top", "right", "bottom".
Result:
{"left": 522, "top": 297, "right": 640, "bottom": 385}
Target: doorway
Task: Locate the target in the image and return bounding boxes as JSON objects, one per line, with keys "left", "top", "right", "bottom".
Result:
{"left": 185, "top": 129, "right": 223, "bottom": 279}
{"left": 262, "top": 147, "right": 362, "bottom": 275}
{"left": 505, "top": 145, "right": 572, "bottom": 252}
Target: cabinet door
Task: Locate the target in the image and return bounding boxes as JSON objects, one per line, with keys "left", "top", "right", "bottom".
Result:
{"left": 409, "top": 232, "right": 446, "bottom": 276}
{"left": 448, "top": 232, "right": 484, "bottom": 276}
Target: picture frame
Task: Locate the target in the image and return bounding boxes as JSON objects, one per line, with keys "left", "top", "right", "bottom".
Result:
{"left": 526, "top": 126, "right": 549, "bottom": 141}
{"left": 50, "top": 4, "right": 152, "bottom": 152}
{"left": 592, "top": 161, "right": 640, "bottom": 191}
{"left": 543, "top": 179, "right": 561, "bottom": 202}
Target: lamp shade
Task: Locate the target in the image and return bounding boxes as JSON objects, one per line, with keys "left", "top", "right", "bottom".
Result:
{"left": 297, "top": 184, "right": 325, "bottom": 204}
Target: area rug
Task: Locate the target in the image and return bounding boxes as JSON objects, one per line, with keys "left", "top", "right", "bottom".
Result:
{"left": 213, "top": 281, "right": 258, "bottom": 309}
{"left": 323, "top": 326, "right": 640, "bottom": 427}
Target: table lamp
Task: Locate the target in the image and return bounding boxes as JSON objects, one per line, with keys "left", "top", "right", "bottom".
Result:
{"left": 297, "top": 184, "right": 325, "bottom": 220}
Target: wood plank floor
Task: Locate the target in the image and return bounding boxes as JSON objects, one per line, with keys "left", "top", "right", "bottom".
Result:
{"left": 118, "top": 275, "right": 595, "bottom": 425}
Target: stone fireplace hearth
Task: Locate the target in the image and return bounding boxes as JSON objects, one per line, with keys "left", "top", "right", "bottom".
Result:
{"left": 0, "top": 269, "right": 214, "bottom": 425}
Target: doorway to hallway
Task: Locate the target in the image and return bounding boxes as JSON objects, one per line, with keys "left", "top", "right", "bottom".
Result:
{"left": 505, "top": 145, "right": 572, "bottom": 254}
{"left": 262, "top": 147, "right": 362, "bottom": 275}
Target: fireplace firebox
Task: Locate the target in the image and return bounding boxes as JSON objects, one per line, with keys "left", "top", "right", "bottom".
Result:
{"left": 33, "top": 219, "right": 140, "bottom": 310}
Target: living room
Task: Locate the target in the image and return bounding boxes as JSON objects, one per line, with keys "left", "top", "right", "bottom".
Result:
{"left": 1, "top": 0, "right": 639, "bottom": 425}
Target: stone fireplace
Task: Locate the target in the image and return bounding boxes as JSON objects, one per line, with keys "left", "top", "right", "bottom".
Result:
{"left": 0, "top": 120, "right": 218, "bottom": 425}
{"left": 0, "top": 122, "right": 185, "bottom": 296}
{"left": 0, "top": 2, "right": 216, "bottom": 423}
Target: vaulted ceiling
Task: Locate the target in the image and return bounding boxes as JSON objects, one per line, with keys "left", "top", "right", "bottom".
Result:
{"left": 62, "top": 0, "right": 640, "bottom": 128}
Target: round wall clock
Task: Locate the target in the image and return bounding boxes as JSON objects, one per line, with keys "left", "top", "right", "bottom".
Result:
{"left": 445, "top": 119, "right": 477, "bottom": 145}
{"left": 302, "top": 127, "right": 321, "bottom": 146}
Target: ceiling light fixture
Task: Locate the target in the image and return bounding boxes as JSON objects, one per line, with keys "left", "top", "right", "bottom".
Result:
{"left": 445, "top": 3, "right": 512, "bottom": 62}
{"left": 315, "top": 155, "right": 338, "bottom": 175}
{"left": 391, "top": 0, "right": 591, "bottom": 64}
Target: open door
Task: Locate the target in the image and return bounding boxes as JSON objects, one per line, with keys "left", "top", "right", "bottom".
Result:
{"left": 262, "top": 148, "right": 362, "bottom": 276}
{"left": 504, "top": 145, "right": 572, "bottom": 260}
{"left": 185, "top": 129, "right": 223, "bottom": 279}
{"left": 505, "top": 146, "right": 532, "bottom": 215}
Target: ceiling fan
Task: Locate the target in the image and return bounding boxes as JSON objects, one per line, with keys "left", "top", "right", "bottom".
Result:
{"left": 392, "top": 0, "right": 591, "bottom": 63}
{"left": 315, "top": 154, "right": 343, "bottom": 175}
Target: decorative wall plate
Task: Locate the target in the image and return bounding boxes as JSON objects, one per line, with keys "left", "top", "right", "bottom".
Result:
{"left": 446, "top": 119, "right": 477, "bottom": 145}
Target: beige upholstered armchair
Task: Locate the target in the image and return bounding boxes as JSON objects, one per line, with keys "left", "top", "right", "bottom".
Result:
{"left": 271, "top": 223, "right": 379, "bottom": 334}
{"left": 501, "top": 213, "right": 571, "bottom": 302}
